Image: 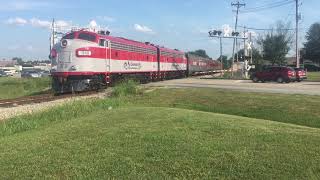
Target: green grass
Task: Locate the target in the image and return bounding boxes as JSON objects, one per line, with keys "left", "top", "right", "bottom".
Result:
{"left": 112, "top": 79, "right": 141, "bottom": 97}
{"left": 1, "top": 87, "right": 320, "bottom": 178}
{"left": 307, "top": 72, "right": 320, "bottom": 82}
{"left": 1, "top": 107, "right": 320, "bottom": 179}
{"left": 129, "top": 88, "right": 320, "bottom": 128}
{"left": 0, "top": 77, "right": 51, "bottom": 99}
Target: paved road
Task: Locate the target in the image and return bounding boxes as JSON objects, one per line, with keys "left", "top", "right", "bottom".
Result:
{"left": 147, "top": 78, "right": 320, "bottom": 96}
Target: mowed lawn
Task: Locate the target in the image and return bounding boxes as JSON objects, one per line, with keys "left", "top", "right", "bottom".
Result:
{"left": 1, "top": 107, "right": 320, "bottom": 179}
{"left": 1, "top": 87, "right": 320, "bottom": 179}
{"left": 131, "top": 88, "right": 320, "bottom": 128}
{"left": 307, "top": 72, "right": 320, "bottom": 82}
{"left": 0, "top": 77, "right": 51, "bottom": 99}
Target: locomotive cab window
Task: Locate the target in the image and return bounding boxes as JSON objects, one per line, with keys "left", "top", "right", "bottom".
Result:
{"left": 62, "top": 33, "right": 75, "bottom": 39}
{"left": 78, "top": 33, "right": 97, "bottom": 42}
{"left": 99, "top": 39, "right": 108, "bottom": 47}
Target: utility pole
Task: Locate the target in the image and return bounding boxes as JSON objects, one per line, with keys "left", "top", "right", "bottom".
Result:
{"left": 50, "top": 18, "right": 55, "bottom": 52}
{"left": 249, "top": 32, "right": 253, "bottom": 64}
{"left": 295, "top": 0, "right": 300, "bottom": 68}
{"left": 220, "top": 37, "right": 223, "bottom": 60}
{"left": 243, "top": 26, "right": 246, "bottom": 59}
{"left": 231, "top": 1, "right": 245, "bottom": 77}
{"left": 219, "top": 36, "right": 223, "bottom": 77}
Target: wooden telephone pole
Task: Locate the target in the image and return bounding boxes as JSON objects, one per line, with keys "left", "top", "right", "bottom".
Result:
{"left": 231, "top": 1, "right": 245, "bottom": 76}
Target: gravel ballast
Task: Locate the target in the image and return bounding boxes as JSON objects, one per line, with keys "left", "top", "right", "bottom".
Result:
{"left": 0, "top": 92, "right": 109, "bottom": 121}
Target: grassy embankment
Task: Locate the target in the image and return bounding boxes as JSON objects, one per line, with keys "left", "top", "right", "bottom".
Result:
{"left": 0, "top": 81, "right": 320, "bottom": 179}
{"left": 0, "top": 77, "right": 51, "bottom": 99}
{"left": 307, "top": 72, "right": 320, "bottom": 82}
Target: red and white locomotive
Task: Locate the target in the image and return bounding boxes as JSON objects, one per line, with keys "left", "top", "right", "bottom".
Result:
{"left": 50, "top": 29, "right": 221, "bottom": 93}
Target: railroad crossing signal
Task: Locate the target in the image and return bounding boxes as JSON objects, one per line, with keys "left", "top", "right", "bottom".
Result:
{"left": 247, "top": 42, "right": 252, "bottom": 50}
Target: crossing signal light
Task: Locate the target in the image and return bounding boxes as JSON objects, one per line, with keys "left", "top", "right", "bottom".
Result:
{"left": 232, "top": 32, "right": 240, "bottom": 37}
{"left": 209, "top": 30, "right": 223, "bottom": 37}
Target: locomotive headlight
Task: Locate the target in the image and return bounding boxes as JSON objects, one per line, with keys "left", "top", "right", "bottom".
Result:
{"left": 70, "top": 65, "right": 78, "bottom": 71}
{"left": 61, "top": 40, "right": 68, "bottom": 48}
{"left": 77, "top": 50, "right": 92, "bottom": 56}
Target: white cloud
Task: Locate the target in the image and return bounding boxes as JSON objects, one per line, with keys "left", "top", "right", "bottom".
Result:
{"left": 134, "top": 24, "right": 155, "bottom": 34}
{"left": 5, "top": 17, "right": 28, "bottom": 26}
{"left": 98, "top": 16, "right": 116, "bottom": 22}
{"left": 26, "top": 45, "right": 34, "bottom": 51}
{"left": 55, "top": 20, "right": 72, "bottom": 30}
{"left": 89, "top": 20, "right": 98, "bottom": 29}
{"left": 7, "top": 45, "right": 20, "bottom": 51}
{"left": 194, "top": 27, "right": 209, "bottom": 35}
{"left": 4, "top": 17, "right": 72, "bottom": 31}
{"left": 7, "top": 44, "right": 37, "bottom": 52}
{"left": 30, "top": 18, "right": 51, "bottom": 29}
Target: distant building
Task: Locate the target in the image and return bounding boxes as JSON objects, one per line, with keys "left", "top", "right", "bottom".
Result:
{"left": 0, "top": 60, "right": 17, "bottom": 67}
{"left": 286, "top": 57, "right": 296, "bottom": 66}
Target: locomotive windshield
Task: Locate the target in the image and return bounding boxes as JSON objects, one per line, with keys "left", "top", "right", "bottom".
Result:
{"left": 62, "top": 32, "right": 75, "bottom": 39}
{"left": 78, "top": 33, "right": 97, "bottom": 42}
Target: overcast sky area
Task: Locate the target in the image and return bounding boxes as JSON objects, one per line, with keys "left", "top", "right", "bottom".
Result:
{"left": 0, "top": 0, "right": 318, "bottom": 60}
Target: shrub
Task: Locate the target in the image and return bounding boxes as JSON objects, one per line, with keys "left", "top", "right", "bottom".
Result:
{"left": 112, "top": 79, "right": 140, "bottom": 97}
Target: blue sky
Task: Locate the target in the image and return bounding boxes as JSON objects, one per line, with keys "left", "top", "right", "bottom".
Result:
{"left": 0, "top": 0, "right": 318, "bottom": 60}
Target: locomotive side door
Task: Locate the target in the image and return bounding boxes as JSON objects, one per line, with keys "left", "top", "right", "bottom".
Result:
{"left": 106, "top": 40, "right": 111, "bottom": 72}
{"left": 99, "top": 38, "right": 111, "bottom": 72}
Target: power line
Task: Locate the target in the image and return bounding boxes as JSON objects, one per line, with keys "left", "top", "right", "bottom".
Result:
{"left": 240, "top": 0, "right": 294, "bottom": 13}
{"left": 241, "top": 0, "right": 293, "bottom": 11}
{"left": 243, "top": 0, "right": 292, "bottom": 10}
{"left": 238, "top": 26, "right": 295, "bottom": 31}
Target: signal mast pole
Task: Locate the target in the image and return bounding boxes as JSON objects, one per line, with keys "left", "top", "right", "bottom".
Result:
{"left": 231, "top": 1, "right": 245, "bottom": 77}
{"left": 295, "top": 0, "right": 300, "bottom": 68}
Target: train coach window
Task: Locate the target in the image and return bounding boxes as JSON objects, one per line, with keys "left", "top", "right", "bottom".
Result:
{"left": 78, "top": 33, "right": 97, "bottom": 42}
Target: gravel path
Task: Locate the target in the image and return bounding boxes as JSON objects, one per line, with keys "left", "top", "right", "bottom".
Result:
{"left": 0, "top": 91, "right": 110, "bottom": 121}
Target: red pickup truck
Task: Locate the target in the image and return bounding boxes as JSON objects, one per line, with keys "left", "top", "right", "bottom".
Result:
{"left": 294, "top": 68, "right": 307, "bottom": 82}
{"left": 251, "top": 66, "right": 296, "bottom": 83}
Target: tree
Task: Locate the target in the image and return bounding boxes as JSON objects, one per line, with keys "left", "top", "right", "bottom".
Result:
{"left": 217, "top": 55, "right": 230, "bottom": 69}
{"left": 257, "top": 21, "right": 292, "bottom": 65}
{"left": 12, "top": 57, "right": 23, "bottom": 65}
{"left": 188, "top": 49, "right": 210, "bottom": 58}
{"left": 304, "top": 23, "right": 320, "bottom": 65}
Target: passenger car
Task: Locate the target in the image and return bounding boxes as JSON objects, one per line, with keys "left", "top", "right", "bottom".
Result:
{"left": 21, "top": 70, "right": 42, "bottom": 78}
{"left": 0, "top": 70, "right": 8, "bottom": 77}
{"left": 294, "top": 68, "right": 307, "bottom": 82}
{"left": 251, "top": 66, "right": 296, "bottom": 83}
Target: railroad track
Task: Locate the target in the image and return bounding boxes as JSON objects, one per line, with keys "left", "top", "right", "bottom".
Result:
{"left": 0, "top": 91, "right": 99, "bottom": 108}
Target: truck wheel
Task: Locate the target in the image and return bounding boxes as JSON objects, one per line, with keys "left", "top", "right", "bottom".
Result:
{"left": 277, "top": 77, "right": 284, "bottom": 83}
